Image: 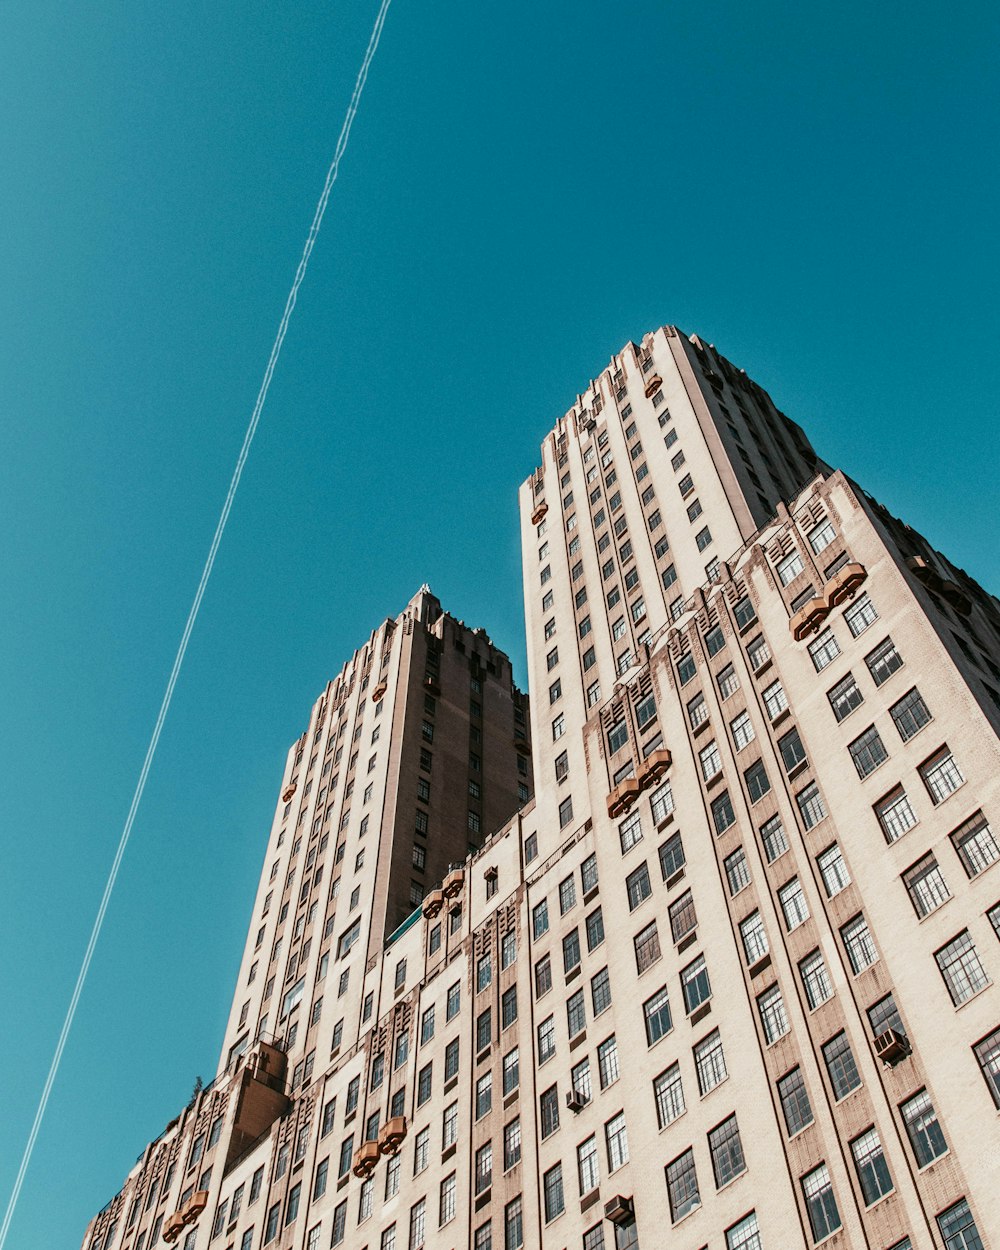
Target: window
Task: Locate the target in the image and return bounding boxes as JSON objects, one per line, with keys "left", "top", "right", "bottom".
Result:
{"left": 503, "top": 1198, "right": 524, "bottom": 1250}
{"left": 552, "top": 714, "right": 565, "bottom": 741}
{"left": 808, "top": 629, "right": 840, "bottom": 671}
{"left": 841, "top": 914, "right": 877, "bottom": 973}
{"left": 740, "top": 912, "right": 769, "bottom": 966}
{"left": 669, "top": 891, "right": 697, "bottom": 942}
{"left": 699, "top": 740, "right": 722, "bottom": 780}
{"left": 730, "top": 594, "right": 756, "bottom": 630}
{"left": 476, "top": 1072, "right": 492, "bottom": 1118}
{"left": 744, "top": 759, "right": 771, "bottom": 803}
{"left": 817, "top": 844, "right": 850, "bottom": 896}
{"left": 503, "top": 1046, "right": 519, "bottom": 1094}
{"left": 845, "top": 594, "right": 878, "bottom": 636}
{"left": 891, "top": 688, "right": 932, "bottom": 741}
{"left": 867, "top": 994, "right": 904, "bottom": 1041}
{"left": 532, "top": 900, "right": 549, "bottom": 939}
{"left": 474, "top": 1142, "right": 492, "bottom": 1197}
{"left": 477, "top": 953, "right": 492, "bottom": 992}
{"left": 800, "top": 950, "right": 833, "bottom": 1009}
{"left": 571, "top": 1056, "right": 592, "bottom": 1106}
{"left": 563, "top": 928, "right": 581, "bottom": 973}
{"left": 212, "top": 1200, "right": 229, "bottom": 1238}
{"left": 534, "top": 955, "right": 552, "bottom": 998}
{"left": 712, "top": 790, "right": 736, "bottom": 834}
{"left": 582, "top": 905, "right": 605, "bottom": 950}
{"left": 419, "top": 1005, "right": 435, "bottom": 1046}
{"left": 796, "top": 782, "right": 827, "bottom": 829}
{"left": 952, "top": 812, "right": 1000, "bottom": 877}
{"left": 865, "top": 637, "right": 903, "bottom": 686}
{"left": 503, "top": 1118, "right": 521, "bottom": 1170}
{"left": 900, "top": 1088, "right": 948, "bottom": 1166}
{"left": 935, "top": 930, "right": 989, "bottom": 1004}
{"left": 283, "top": 1181, "right": 302, "bottom": 1228}
{"left": 802, "top": 1164, "right": 841, "bottom": 1242}
{"left": 652, "top": 780, "right": 675, "bottom": 825}
{"left": 778, "top": 727, "right": 807, "bottom": 775}
{"left": 874, "top": 786, "right": 917, "bottom": 843}
{"left": 747, "top": 634, "right": 771, "bottom": 672}
{"left": 439, "top": 1173, "right": 457, "bottom": 1227}
{"left": 542, "top": 1164, "right": 564, "bottom": 1223}
{"left": 687, "top": 691, "right": 708, "bottom": 729}
{"left": 695, "top": 525, "right": 712, "bottom": 551}
{"left": 567, "top": 989, "right": 586, "bottom": 1038}
{"left": 731, "top": 710, "right": 754, "bottom": 751}
{"left": 705, "top": 625, "right": 726, "bottom": 657}
{"left": 937, "top": 1198, "right": 984, "bottom": 1250}
{"left": 777, "top": 550, "right": 805, "bottom": 585}
{"left": 413, "top": 1127, "right": 429, "bottom": 1174}
{"left": 681, "top": 955, "right": 711, "bottom": 1013}
{"left": 694, "top": 1030, "right": 727, "bottom": 1094}
{"left": 678, "top": 652, "right": 697, "bottom": 685}
{"left": 604, "top": 1109, "right": 629, "bottom": 1170}
{"left": 591, "top": 967, "right": 612, "bottom": 1016}
{"left": 779, "top": 878, "right": 809, "bottom": 930}
{"left": 443, "top": 1101, "right": 459, "bottom": 1149}
{"left": 559, "top": 795, "right": 574, "bottom": 828}
{"left": 757, "top": 985, "right": 789, "bottom": 1044}
{"left": 823, "top": 1031, "right": 861, "bottom": 1098}
{"left": 726, "top": 1212, "right": 762, "bottom": 1250}
{"left": 849, "top": 725, "right": 888, "bottom": 778}
{"left": 903, "top": 853, "right": 951, "bottom": 916}
{"left": 654, "top": 1062, "right": 685, "bottom": 1128}
{"left": 709, "top": 1115, "right": 746, "bottom": 1188}
{"left": 581, "top": 853, "right": 599, "bottom": 895}
{"left": 665, "top": 1149, "right": 700, "bottom": 1222}
{"left": 577, "top": 1135, "right": 600, "bottom": 1195}
{"left": 538, "top": 1016, "right": 555, "bottom": 1063}
{"left": 762, "top": 680, "right": 788, "bottom": 719}
{"left": 598, "top": 1035, "right": 620, "bottom": 1089}
{"left": 974, "top": 1028, "right": 1000, "bottom": 1107}
{"left": 540, "top": 1084, "right": 560, "bottom": 1136}
{"left": 716, "top": 666, "right": 740, "bottom": 703}
{"left": 417, "top": 1063, "right": 432, "bottom": 1106}
{"left": 446, "top": 981, "right": 461, "bottom": 1020}
{"left": 825, "top": 672, "right": 864, "bottom": 731}
{"left": 619, "top": 810, "right": 643, "bottom": 853}
{"left": 724, "top": 847, "right": 750, "bottom": 895}
{"left": 410, "top": 1198, "right": 427, "bottom": 1246}
{"left": 778, "top": 1067, "right": 813, "bottom": 1136}
{"left": 643, "top": 987, "right": 672, "bottom": 1045}
{"left": 634, "top": 922, "right": 661, "bottom": 973}
{"left": 920, "top": 748, "right": 964, "bottom": 803}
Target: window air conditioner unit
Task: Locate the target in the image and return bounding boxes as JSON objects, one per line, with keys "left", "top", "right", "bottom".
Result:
{"left": 604, "top": 1195, "right": 634, "bottom": 1225}
{"left": 874, "top": 1028, "right": 910, "bottom": 1066}
{"left": 565, "top": 1089, "right": 586, "bottom": 1113}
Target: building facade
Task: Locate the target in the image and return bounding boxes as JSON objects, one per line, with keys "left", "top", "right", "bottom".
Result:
{"left": 82, "top": 329, "right": 1000, "bottom": 1250}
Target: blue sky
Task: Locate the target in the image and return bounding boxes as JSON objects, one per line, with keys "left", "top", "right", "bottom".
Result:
{"left": 1, "top": 0, "right": 998, "bottom": 1244}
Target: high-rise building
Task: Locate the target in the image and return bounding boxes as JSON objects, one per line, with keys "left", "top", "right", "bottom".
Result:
{"left": 82, "top": 327, "right": 1000, "bottom": 1250}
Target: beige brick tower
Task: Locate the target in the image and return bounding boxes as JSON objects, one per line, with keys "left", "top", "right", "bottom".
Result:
{"left": 81, "top": 329, "right": 1000, "bottom": 1250}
